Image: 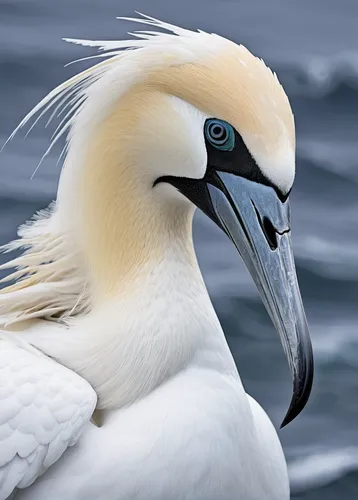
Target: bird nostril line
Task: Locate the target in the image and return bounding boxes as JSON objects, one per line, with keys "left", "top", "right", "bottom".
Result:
{"left": 262, "top": 216, "right": 278, "bottom": 250}
{"left": 251, "top": 201, "right": 278, "bottom": 250}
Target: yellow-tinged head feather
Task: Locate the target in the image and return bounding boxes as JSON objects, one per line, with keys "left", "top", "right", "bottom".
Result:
{"left": 0, "top": 13, "right": 295, "bottom": 324}
{"left": 5, "top": 12, "right": 294, "bottom": 190}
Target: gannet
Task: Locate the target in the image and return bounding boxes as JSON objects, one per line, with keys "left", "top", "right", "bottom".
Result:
{"left": 0, "top": 14, "right": 314, "bottom": 500}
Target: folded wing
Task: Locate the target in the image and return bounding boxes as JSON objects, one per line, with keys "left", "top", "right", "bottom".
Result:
{"left": 0, "top": 333, "right": 97, "bottom": 500}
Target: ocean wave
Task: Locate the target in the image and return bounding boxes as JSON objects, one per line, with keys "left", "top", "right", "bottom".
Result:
{"left": 276, "top": 52, "right": 358, "bottom": 97}
{"left": 310, "top": 318, "right": 358, "bottom": 365}
{"left": 294, "top": 236, "right": 358, "bottom": 281}
{"left": 289, "top": 447, "right": 358, "bottom": 493}
{"left": 297, "top": 141, "right": 358, "bottom": 182}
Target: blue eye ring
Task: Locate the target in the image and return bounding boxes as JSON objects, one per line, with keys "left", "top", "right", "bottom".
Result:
{"left": 204, "top": 119, "right": 235, "bottom": 151}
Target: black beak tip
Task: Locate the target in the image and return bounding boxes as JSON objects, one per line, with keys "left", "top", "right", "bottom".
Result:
{"left": 280, "top": 360, "right": 314, "bottom": 429}
{"left": 280, "top": 397, "right": 307, "bottom": 429}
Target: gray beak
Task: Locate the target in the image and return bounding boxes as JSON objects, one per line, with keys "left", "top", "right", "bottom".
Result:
{"left": 208, "top": 171, "right": 314, "bottom": 427}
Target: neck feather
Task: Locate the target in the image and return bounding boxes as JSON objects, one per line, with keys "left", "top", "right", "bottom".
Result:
{"left": 27, "top": 251, "right": 237, "bottom": 410}
{"left": 57, "top": 87, "right": 199, "bottom": 304}
{"left": 0, "top": 88, "right": 198, "bottom": 326}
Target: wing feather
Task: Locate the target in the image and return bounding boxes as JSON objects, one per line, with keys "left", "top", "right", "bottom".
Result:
{"left": 0, "top": 333, "right": 97, "bottom": 500}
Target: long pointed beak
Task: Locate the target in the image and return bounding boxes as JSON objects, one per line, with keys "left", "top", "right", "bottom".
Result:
{"left": 207, "top": 171, "right": 314, "bottom": 427}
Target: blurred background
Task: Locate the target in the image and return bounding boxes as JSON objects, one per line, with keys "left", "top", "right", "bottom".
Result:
{"left": 0, "top": 0, "right": 357, "bottom": 498}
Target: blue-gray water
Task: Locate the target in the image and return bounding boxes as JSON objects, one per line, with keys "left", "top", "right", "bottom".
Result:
{"left": 1, "top": 1, "right": 357, "bottom": 498}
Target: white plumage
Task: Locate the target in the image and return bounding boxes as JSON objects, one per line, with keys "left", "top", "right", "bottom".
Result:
{"left": 0, "top": 333, "right": 96, "bottom": 499}
{"left": 0, "top": 12, "right": 311, "bottom": 500}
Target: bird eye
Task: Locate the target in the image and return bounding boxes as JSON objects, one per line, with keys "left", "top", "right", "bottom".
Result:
{"left": 204, "top": 119, "right": 235, "bottom": 151}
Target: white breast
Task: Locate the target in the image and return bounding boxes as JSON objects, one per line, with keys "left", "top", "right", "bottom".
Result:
{"left": 13, "top": 365, "right": 289, "bottom": 500}
{"left": 0, "top": 252, "right": 289, "bottom": 500}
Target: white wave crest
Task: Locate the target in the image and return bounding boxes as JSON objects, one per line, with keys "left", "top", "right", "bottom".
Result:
{"left": 289, "top": 447, "right": 358, "bottom": 493}
{"left": 280, "top": 52, "right": 358, "bottom": 97}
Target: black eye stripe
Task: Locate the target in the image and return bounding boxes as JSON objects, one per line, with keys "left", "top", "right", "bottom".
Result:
{"left": 204, "top": 120, "right": 289, "bottom": 203}
{"left": 154, "top": 119, "right": 290, "bottom": 204}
